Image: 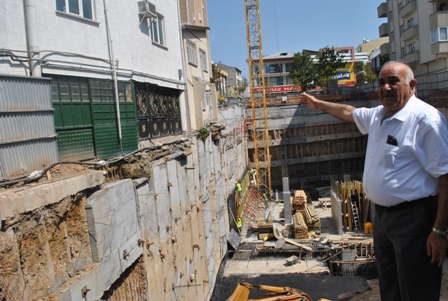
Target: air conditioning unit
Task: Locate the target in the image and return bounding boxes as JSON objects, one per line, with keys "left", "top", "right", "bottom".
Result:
{"left": 138, "top": 0, "right": 157, "bottom": 19}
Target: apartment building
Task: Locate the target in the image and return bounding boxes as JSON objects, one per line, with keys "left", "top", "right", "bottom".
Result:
{"left": 0, "top": 0, "right": 221, "bottom": 169}
{"left": 1, "top": 0, "right": 190, "bottom": 163}
{"left": 179, "top": 0, "right": 218, "bottom": 130}
{"left": 377, "top": 0, "right": 448, "bottom": 96}
{"left": 216, "top": 63, "right": 245, "bottom": 97}
{"left": 253, "top": 48, "right": 369, "bottom": 95}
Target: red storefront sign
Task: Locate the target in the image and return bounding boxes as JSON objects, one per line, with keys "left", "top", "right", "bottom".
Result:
{"left": 252, "top": 85, "right": 297, "bottom": 93}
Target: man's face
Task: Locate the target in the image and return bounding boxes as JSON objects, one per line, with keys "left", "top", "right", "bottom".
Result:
{"left": 378, "top": 63, "right": 416, "bottom": 117}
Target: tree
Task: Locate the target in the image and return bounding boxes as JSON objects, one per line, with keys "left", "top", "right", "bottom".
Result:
{"left": 288, "top": 51, "right": 318, "bottom": 92}
{"left": 380, "top": 54, "right": 390, "bottom": 67}
{"left": 315, "top": 46, "right": 344, "bottom": 89}
{"left": 210, "top": 64, "right": 220, "bottom": 84}
{"left": 233, "top": 76, "right": 248, "bottom": 97}
{"left": 355, "top": 61, "right": 377, "bottom": 85}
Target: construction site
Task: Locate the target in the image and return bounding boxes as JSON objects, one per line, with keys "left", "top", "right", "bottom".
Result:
{"left": 2, "top": 85, "right": 448, "bottom": 301}
{"left": 2, "top": 0, "right": 448, "bottom": 301}
{"left": 0, "top": 87, "right": 383, "bottom": 301}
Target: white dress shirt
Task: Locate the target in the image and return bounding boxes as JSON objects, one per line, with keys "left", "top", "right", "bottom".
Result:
{"left": 353, "top": 95, "right": 448, "bottom": 206}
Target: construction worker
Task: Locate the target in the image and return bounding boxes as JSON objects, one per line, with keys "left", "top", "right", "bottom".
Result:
{"left": 262, "top": 193, "right": 268, "bottom": 202}
{"left": 236, "top": 218, "right": 242, "bottom": 229}
{"left": 235, "top": 182, "right": 242, "bottom": 197}
{"left": 249, "top": 168, "right": 257, "bottom": 184}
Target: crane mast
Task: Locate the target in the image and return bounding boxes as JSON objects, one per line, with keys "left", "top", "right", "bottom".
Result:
{"left": 244, "top": 0, "right": 271, "bottom": 197}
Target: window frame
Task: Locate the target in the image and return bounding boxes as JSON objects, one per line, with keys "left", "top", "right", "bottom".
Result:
{"left": 151, "top": 14, "right": 165, "bottom": 46}
{"left": 56, "top": 0, "right": 94, "bottom": 20}
{"left": 431, "top": 27, "right": 448, "bottom": 44}
{"left": 265, "top": 63, "right": 283, "bottom": 74}
{"left": 406, "top": 18, "right": 414, "bottom": 29}
{"left": 407, "top": 42, "right": 416, "bottom": 54}
{"left": 199, "top": 48, "right": 208, "bottom": 72}
{"left": 187, "top": 41, "right": 198, "bottom": 66}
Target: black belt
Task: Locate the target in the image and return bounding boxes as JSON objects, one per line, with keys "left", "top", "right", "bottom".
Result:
{"left": 375, "top": 195, "right": 437, "bottom": 211}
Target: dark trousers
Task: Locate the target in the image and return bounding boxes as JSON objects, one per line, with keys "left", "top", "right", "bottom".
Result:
{"left": 374, "top": 196, "right": 442, "bottom": 301}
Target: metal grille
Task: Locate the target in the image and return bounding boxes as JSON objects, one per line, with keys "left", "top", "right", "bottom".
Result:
{"left": 329, "top": 260, "right": 377, "bottom": 277}
{"left": 135, "top": 82, "right": 181, "bottom": 139}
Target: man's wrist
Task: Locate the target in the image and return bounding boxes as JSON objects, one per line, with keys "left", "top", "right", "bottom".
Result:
{"left": 432, "top": 227, "right": 448, "bottom": 238}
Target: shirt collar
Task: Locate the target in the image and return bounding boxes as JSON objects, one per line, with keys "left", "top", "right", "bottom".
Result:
{"left": 382, "top": 94, "right": 416, "bottom": 122}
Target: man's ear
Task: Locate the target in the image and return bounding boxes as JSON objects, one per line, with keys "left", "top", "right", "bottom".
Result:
{"left": 409, "top": 79, "right": 417, "bottom": 89}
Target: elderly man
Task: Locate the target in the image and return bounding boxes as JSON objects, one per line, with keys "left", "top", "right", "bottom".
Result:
{"left": 301, "top": 61, "right": 448, "bottom": 301}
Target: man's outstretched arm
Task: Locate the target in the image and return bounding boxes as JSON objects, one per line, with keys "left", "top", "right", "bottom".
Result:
{"left": 300, "top": 92, "right": 356, "bottom": 123}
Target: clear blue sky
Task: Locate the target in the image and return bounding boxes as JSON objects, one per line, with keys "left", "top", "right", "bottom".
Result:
{"left": 208, "top": 0, "right": 385, "bottom": 78}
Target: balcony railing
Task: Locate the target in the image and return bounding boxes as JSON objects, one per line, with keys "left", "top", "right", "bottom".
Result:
{"left": 400, "top": 0, "right": 417, "bottom": 18}
{"left": 430, "top": 10, "right": 448, "bottom": 29}
{"left": 378, "top": 2, "right": 387, "bottom": 18}
{"left": 402, "top": 25, "right": 419, "bottom": 41}
{"left": 431, "top": 41, "right": 448, "bottom": 55}
{"left": 379, "top": 23, "right": 389, "bottom": 37}
{"left": 403, "top": 50, "right": 419, "bottom": 65}
{"left": 380, "top": 43, "right": 390, "bottom": 55}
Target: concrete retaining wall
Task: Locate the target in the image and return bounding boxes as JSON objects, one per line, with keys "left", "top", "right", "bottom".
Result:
{"left": 0, "top": 124, "right": 247, "bottom": 301}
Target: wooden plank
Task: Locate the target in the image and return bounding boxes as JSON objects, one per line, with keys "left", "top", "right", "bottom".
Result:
{"left": 283, "top": 238, "right": 313, "bottom": 251}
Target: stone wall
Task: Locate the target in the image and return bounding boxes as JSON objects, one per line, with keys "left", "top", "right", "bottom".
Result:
{"left": 0, "top": 119, "right": 248, "bottom": 301}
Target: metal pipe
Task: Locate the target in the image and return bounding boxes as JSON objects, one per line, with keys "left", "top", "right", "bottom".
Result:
{"left": 24, "top": 0, "right": 42, "bottom": 76}
{"left": 103, "top": 0, "right": 124, "bottom": 154}
{"left": 176, "top": 0, "right": 189, "bottom": 134}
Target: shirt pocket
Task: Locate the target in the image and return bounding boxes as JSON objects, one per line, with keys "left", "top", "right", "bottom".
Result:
{"left": 382, "top": 144, "right": 399, "bottom": 167}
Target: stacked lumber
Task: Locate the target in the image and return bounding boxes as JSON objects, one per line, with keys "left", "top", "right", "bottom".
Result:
{"left": 293, "top": 212, "right": 308, "bottom": 239}
{"left": 292, "top": 190, "right": 307, "bottom": 212}
{"left": 303, "top": 204, "right": 321, "bottom": 230}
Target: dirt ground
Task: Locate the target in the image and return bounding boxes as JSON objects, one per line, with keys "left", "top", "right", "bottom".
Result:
{"left": 348, "top": 263, "right": 448, "bottom": 300}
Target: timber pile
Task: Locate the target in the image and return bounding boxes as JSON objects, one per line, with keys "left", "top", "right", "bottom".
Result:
{"left": 291, "top": 190, "right": 307, "bottom": 212}
{"left": 293, "top": 212, "right": 308, "bottom": 239}
{"left": 303, "top": 204, "right": 321, "bottom": 230}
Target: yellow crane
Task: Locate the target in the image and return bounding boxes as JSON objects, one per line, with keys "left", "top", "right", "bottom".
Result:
{"left": 244, "top": 0, "right": 272, "bottom": 197}
{"left": 227, "top": 282, "right": 313, "bottom": 301}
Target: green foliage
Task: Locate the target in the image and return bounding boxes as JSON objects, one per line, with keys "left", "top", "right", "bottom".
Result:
{"left": 288, "top": 47, "right": 344, "bottom": 91}
{"left": 233, "top": 76, "right": 248, "bottom": 96}
{"left": 316, "top": 46, "right": 344, "bottom": 88}
{"left": 355, "top": 61, "right": 377, "bottom": 85}
{"left": 288, "top": 51, "right": 318, "bottom": 92}
{"left": 380, "top": 54, "right": 390, "bottom": 66}
{"left": 198, "top": 126, "right": 210, "bottom": 140}
{"left": 210, "top": 64, "right": 220, "bottom": 84}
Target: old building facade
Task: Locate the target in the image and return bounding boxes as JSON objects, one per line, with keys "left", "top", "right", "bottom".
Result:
{"left": 377, "top": 0, "right": 448, "bottom": 97}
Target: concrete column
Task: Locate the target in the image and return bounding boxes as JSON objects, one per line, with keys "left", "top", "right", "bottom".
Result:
{"left": 282, "top": 177, "right": 292, "bottom": 225}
